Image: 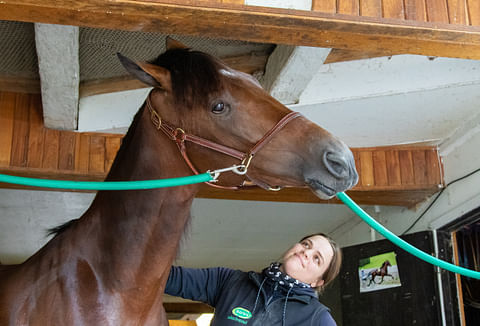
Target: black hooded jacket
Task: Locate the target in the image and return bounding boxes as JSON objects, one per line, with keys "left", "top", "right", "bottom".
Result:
{"left": 165, "top": 266, "right": 336, "bottom": 325}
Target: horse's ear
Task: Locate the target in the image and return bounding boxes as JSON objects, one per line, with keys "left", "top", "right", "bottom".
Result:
{"left": 166, "top": 37, "right": 188, "bottom": 50}
{"left": 117, "top": 53, "right": 171, "bottom": 91}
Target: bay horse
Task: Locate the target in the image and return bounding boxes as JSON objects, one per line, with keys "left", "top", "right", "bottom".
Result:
{"left": 0, "top": 39, "right": 358, "bottom": 325}
{"left": 367, "top": 260, "right": 393, "bottom": 286}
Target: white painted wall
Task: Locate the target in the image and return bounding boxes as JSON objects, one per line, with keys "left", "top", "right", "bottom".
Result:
{"left": 333, "top": 126, "right": 480, "bottom": 248}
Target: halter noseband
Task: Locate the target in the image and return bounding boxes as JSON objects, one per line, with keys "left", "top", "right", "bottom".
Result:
{"left": 145, "top": 91, "right": 302, "bottom": 190}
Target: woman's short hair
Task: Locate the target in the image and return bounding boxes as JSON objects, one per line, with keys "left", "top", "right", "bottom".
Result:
{"left": 300, "top": 233, "right": 342, "bottom": 293}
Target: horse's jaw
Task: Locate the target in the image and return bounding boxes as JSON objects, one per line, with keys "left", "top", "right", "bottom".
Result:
{"left": 305, "top": 179, "right": 337, "bottom": 200}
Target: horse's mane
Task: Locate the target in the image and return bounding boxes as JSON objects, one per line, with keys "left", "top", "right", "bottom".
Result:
{"left": 46, "top": 219, "right": 78, "bottom": 237}
{"left": 151, "top": 48, "right": 224, "bottom": 109}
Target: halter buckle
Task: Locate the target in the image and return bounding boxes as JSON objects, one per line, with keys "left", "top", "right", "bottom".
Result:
{"left": 233, "top": 154, "right": 253, "bottom": 175}
{"left": 173, "top": 128, "right": 186, "bottom": 142}
{"left": 149, "top": 108, "right": 162, "bottom": 130}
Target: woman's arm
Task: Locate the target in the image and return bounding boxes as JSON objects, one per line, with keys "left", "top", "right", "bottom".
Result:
{"left": 165, "top": 266, "right": 236, "bottom": 307}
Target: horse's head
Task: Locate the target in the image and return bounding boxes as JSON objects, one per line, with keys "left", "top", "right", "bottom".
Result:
{"left": 118, "top": 39, "right": 358, "bottom": 199}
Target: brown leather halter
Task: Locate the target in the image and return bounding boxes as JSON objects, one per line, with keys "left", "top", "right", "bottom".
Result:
{"left": 146, "top": 91, "right": 302, "bottom": 190}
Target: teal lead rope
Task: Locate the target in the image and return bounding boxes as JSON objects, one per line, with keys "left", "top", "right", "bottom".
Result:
{"left": 336, "top": 191, "right": 480, "bottom": 279}
{"left": 0, "top": 173, "right": 214, "bottom": 190}
{"left": 0, "top": 172, "right": 478, "bottom": 279}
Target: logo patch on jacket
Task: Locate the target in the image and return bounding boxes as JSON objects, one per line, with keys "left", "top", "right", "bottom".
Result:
{"left": 227, "top": 307, "right": 252, "bottom": 324}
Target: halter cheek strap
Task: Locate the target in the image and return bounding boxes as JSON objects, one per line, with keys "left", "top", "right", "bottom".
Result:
{"left": 146, "top": 92, "right": 302, "bottom": 190}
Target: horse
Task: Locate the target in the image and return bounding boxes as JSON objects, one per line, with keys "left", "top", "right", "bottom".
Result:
{"left": 367, "top": 260, "right": 393, "bottom": 286}
{"left": 0, "top": 38, "right": 358, "bottom": 325}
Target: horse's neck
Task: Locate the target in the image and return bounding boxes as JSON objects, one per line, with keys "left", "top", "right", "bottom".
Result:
{"left": 84, "top": 106, "right": 199, "bottom": 288}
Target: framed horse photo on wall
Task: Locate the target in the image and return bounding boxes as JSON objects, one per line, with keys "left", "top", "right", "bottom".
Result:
{"left": 358, "top": 251, "right": 402, "bottom": 293}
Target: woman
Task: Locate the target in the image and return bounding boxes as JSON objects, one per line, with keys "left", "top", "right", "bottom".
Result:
{"left": 165, "top": 233, "right": 342, "bottom": 325}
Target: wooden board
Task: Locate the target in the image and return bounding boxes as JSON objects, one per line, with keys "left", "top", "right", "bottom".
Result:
{"left": 1, "top": 0, "right": 480, "bottom": 60}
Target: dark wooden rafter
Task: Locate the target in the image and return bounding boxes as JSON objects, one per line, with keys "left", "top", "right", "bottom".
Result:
{"left": 0, "top": 92, "right": 444, "bottom": 206}
{"left": 0, "top": 0, "right": 479, "bottom": 60}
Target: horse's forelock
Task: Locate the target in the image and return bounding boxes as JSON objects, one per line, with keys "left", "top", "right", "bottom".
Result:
{"left": 152, "top": 49, "right": 224, "bottom": 109}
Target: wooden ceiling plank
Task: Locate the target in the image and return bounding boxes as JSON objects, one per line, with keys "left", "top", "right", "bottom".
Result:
{"left": 0, "top": 92, "right": 16, "bottom": 167}
{"left": 383, "top": 0, "right": 406, "bottom": 19}
{"left": 1, "top": 0, "right": 480, "bottom": 60}
{"left": 405, "top": 0, "right": 427, "bottom": 21}
{"left": 467, "top": 0, "right": 480, "bottom": 26}
{"left": 386, "top": 150, "right": 402, "bottom": 185}
{"left": 361, "top": 0, "right": 382, "bottom": 18}
{"left": 447, "top": 0, "right": 468, "bottom": 25}
{"left": 58, "top": 131, "right": 76, "bottom": 171}
{"left": 89, "top": 135, "right": 106, "bottom": 174}
{"left": 311, "top": 0, "right": 336, "bottom": 13}
{"left": 41, "top": 129, "right": 60, "bottom": 170}
{"left": 0, "top": 76, "right": 40, "bottom": 94}
{"left": 337, "top": 0, "right": 360, "bottom": 15}
{"left": 373, "top": 150, "right": 388, "bottom": 186}
{"left": 75, "top": 133, "right": 90, "bottom": 174}
{"left": 27, "top": 95, "right": 45, "bottom": 169}
{"left": 425, "top": 0, "right": 449, "bottom": 23}
{"left": 10, "top": 93, "right": 30, "bottom": 168}
{"left": 412, "top": 149, "right": 428, "bottom": 184}
{"left": 399, "top": 150, "right": 415, "bottom": 185}
{"left": 359, "top": 151, "right": 375, "bottom": 187}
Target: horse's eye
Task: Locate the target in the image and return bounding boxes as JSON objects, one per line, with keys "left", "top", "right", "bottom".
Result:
{"left": 212, "top": 102, "right": 226, "bottom": 114}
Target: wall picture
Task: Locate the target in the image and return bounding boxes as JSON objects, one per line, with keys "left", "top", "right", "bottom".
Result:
{"left": 358, "top": 251, "right": 401, "bottom": 293}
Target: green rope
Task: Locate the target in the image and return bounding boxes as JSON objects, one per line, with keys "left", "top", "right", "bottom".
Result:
{"left": 1, "top": 172, "right": 477, "bottom": 278}
{"left": 337, "top": 191, "right": 480, "bottom": 279}
{"left": 0, "top": 173, "right": 213, "bottom": 190}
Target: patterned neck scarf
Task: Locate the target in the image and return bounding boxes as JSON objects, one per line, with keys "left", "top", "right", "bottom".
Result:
{"left": 262, "top": 262, "right": 312, "bottom": 289}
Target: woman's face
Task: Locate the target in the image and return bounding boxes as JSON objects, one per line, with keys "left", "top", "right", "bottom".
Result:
{"left": 279, "top": 235, "right": 334, "bottom": 287}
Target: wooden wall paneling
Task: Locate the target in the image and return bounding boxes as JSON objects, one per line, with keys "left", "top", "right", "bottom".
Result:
{"left": 405, "top": 0, "right": 427, "bottom": 21}
{"left": 75, "top": 133, "right": 90, "bottom": 174}
{"left": 0, "top": 92, "right": 15, "bottom": 167}
{"left": 311, "top": 0, "right": 337, "bottom": 13}
{"left": 221, "top": 0, "right": 244, "bottom": 4}
{"left": 425, "top": 0, "right": 449, "bottom": 22}
{"left": 89, "top": 135, "right": 106, "bottom": 173}
{"left": 10, "top": 93, "right": 30, "bottom": 167}
{"left": 361, "top": 0, "right": 382, "bottom": 17}
{"left": 399, "top": 150, "right": 415, "bottom": 185}
{"left": 386, "top": 150, "right": 401, "bottom": 185}
{"left": 42, "top": 129, "right": 60, "bottom": 170}
{"left": 467, "top": 0, "right": 480, "bottom": 25}
{"left": 353, "top": 150, "right": 362, "bottom": 187}
{"left": 27, "top": 95, "right": 44, "bottom": 168}
{"left": 58, "top": 131, "right": 76, "bottom": 171}
{"left": 447, "top": 0, "right": 468, "bottom": 24}
{"left": 412, "top": 149, "right": 427, "bottom": 184}
{"left": 425, "top": 148, "right": 442, "bottom": 184}
{"left": 383, "top": 0, "right": 405, "bottom": 19}
{"left": 337, "top": 0, "right": 360, "bottom": 15}
{"left": 105, "top": 136, "right": 121, "bottom": 172}
{"left": 373, "top": 150, "right": 388, "bottom": 186}
{"left": 359, "top": 151, "right": 375, "bottom": 186}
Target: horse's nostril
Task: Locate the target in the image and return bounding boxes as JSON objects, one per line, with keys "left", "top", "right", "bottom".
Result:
{"left": 323, "top": 151, "right": 349, "bottom": 178}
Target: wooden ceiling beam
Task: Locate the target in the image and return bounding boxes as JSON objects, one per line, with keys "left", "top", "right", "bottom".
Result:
{"left": 79, "top": 52, "right": 269, "bottom": 98}
{"left": 1, "top": 0, "right": 480, "bottom": 60}
{"left": 0, "top": 92, "right": 444, "bottom": 207}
